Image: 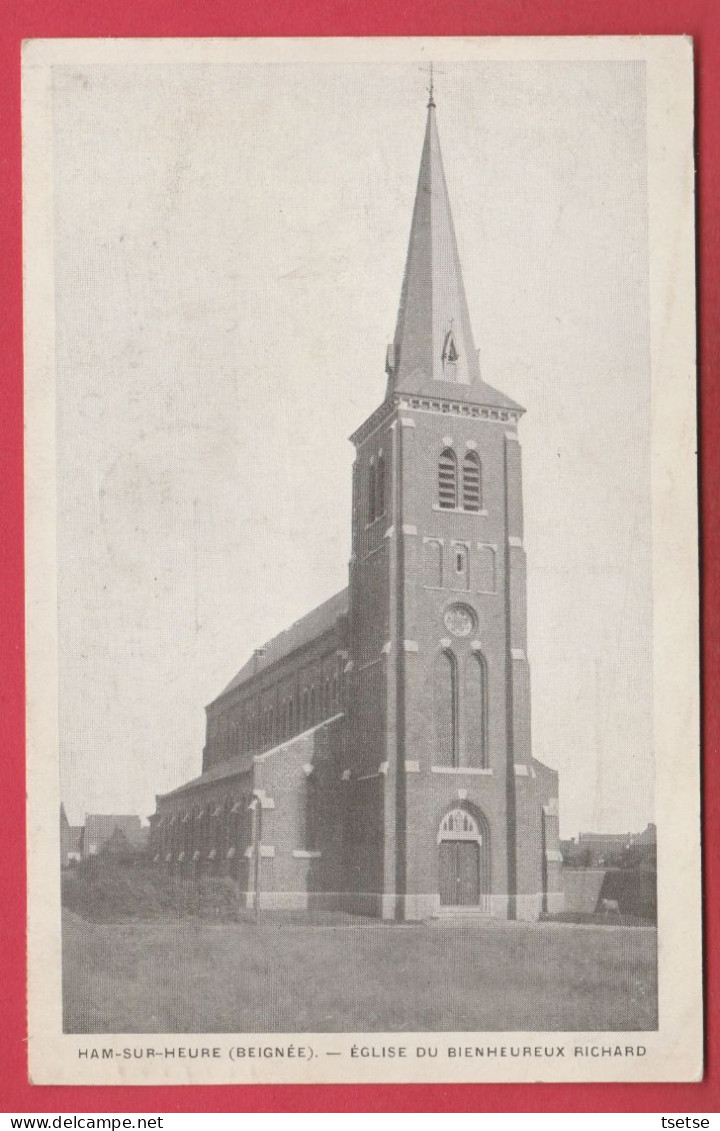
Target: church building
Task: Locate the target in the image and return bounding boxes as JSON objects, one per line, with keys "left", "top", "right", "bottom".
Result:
{"left": 149, "top": 92, "right": 564, "bottom": 921}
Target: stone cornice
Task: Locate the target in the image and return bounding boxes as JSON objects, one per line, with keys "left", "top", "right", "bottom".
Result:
{"left": 397, "top": 394, "right": 522, "bottom": 424}
{"left": 350, "top": 392, "right": 522, "bottom": 447}
{"left": 349, "top": 398, "right": 396, "bottom": 447}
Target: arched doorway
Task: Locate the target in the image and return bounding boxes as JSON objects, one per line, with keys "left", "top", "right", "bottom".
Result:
{"left": 437, "top": 806, "right": 491, "bottom": 910}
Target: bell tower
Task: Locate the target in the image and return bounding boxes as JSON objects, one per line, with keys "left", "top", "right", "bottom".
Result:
{"left": 342, "top": 93, "right": 562, "bottom": 921}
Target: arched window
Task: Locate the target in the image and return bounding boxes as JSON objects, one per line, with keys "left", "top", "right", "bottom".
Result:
{"left": 209, "top": 802, "right": 224, "bottom": 862}
{"left": 438, "top": 448, "right": 457, "bottom": 510}
{"left": 368, "top": 463, "right": 377, "bottom": 524}
{"left": 187, "top": 807, "right": 199, "bottom": 861}
{"left": 376, "top": 453, "right": 386, "bottom": 518}
{"left": 170, "top": 813, "right": 180, "bottom": 862}
{"left": 217, "top": 801, "right": 232, "bottom": 866}
{"left": 462, "top": 450, "right": 482, "bottom": 512}
{"left": 465, "top": 652, "right": 489, "bottom": 768}
{"left": 434, "top": 649, "right": 459, "bottom": 767}
{"left": 302, "top": 689, "right": 309, "bottom": 729}
{"left": 438, "top": 807, "right": 480, "bottom": 841}
{"left": 202, "top": 805, "right": 215, "bottom": 860}
{"left": 332, "top": 673, "right": 339, "bottom": 711}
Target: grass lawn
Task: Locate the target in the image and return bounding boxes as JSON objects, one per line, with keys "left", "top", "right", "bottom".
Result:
{"left": 62, "top": 910, "right": 657, "bottom": 1033}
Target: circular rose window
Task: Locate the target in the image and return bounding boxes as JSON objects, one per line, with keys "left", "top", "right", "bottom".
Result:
{"left": 443, "top": 603, "right": 477, "bottom": 638}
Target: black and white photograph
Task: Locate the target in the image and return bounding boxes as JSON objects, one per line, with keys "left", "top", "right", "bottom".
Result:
{"left": 23, "top": 36, "right": 700, "bottom": 1084}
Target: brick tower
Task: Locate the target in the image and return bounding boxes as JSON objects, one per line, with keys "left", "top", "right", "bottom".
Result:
{"left": 343, "top": 93, "right": 562, "bottom": 920}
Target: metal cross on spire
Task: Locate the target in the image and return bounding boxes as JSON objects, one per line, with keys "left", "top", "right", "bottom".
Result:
{"left": 421, "top": 61, "right": 445, "bottom": 109}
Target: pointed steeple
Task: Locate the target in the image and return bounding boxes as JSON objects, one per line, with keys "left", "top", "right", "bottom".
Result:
{"left": 386, "top": 100, "right": 522, "bottom": 413}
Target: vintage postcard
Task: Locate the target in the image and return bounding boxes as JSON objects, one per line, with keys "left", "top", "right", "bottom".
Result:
{"left": 23, "top": 36, "right": 700, "bottom": 1084}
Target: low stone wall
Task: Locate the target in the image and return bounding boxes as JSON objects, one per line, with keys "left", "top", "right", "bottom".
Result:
{"left": 561, "top": 869, "right": 607, "bottom": 914}
{"left": 562, "top": 867, "right": 657, "bottom": 920}
{"left": 599, "top": 869, "right": 657, "bottom": 921}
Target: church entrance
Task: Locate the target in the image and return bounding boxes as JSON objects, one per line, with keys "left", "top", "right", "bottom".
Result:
{"left": 437, "top": 806, "right": 490, "bottom": 909}
{"left": 439, "top": 840, "right": 479, "bottom": 905}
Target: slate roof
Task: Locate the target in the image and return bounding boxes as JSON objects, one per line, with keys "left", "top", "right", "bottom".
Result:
{"left": 216, "top": 587, "right": 348, "bottom": 701}
{"left": 156, "top": 754, "right": 252, "bottom": 802}
{"left": 157, "top": 714, "right": 343, "bottom": 805}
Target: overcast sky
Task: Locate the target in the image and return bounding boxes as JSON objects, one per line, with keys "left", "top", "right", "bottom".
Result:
{"left": 52, "top": 58, "right": 652, "bottom": 837}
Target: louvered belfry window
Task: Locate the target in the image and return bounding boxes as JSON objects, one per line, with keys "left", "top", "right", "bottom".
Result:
{"left": 438, "top": 448, "right": 458, "bottom": 509}
{"left": 462, "top": 450, "right": 482, "bottom": 512}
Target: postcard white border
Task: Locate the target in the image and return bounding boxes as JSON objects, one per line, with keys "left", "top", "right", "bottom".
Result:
{"left": 23, "top": 35, "right": 700, "bottom": 1085}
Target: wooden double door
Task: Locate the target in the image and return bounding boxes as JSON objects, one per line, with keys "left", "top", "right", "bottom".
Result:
{"left": 439, "top": 840, "right": 482, "bottom": 906}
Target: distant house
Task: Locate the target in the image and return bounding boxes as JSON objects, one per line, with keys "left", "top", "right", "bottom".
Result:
{"left": 561, "top": 825, "right": 657, "bottom": 869}
{"left": 559, "top": 837, "right": 588, "bottom": 868}
{"left": 624, "top": 822, "right": 657, "bottom": 871}
{"left": 576, "top": 832, "right": 633, "bottom": 867}
{"left": 82, "top": 814, "right": 148, "bottom": 858}
{"left": 60, "top": 804, "right": 83, "bottom": 867}
{"left": 634, "top": 822, "right": 657, "bottom": 846}
{"left": 60, "top": 808, "right": 149, "bottom": 863}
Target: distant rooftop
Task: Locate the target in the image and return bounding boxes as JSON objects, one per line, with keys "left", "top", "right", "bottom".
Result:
{"left": 83, "top": 813, "right": 147, "bottom": 850}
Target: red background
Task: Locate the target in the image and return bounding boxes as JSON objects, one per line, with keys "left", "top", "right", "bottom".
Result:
{"left": 1, "top": 0, "right": 716, "bottom": 1114}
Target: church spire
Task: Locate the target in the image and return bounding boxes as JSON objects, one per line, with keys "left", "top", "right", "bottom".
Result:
{"left": 386, "top": 98, "right": 521, "bottom": 413}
